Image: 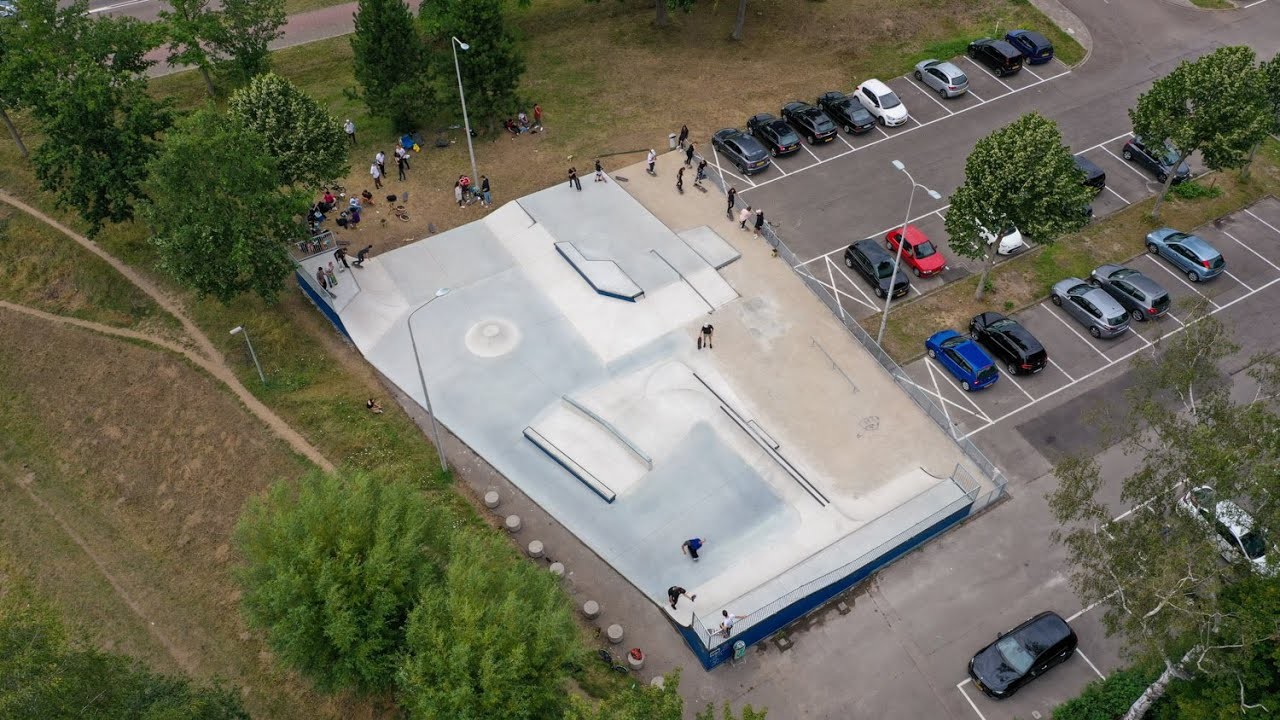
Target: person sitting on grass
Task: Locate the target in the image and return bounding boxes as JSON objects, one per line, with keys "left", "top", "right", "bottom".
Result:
{"left": 366, "top": 398, "right": 384, "bottom": 414}
{"left": 503, "top": 118, "right": 520, "bottom": 136}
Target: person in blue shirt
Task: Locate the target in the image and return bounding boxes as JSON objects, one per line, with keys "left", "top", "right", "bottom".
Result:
{"left": 681, "top": 537, "right": 704, "bottom": 560}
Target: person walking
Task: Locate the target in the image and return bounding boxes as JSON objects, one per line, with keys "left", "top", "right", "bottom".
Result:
{"left": 677, "top": 124, "right": 689, "bottom": 150}
{"left": 726, "top": 186, "right": 737, "bottom": 216}
{"left": 333, "top": 246, "right": 349, "bottom": 270}
{"left": 315, "top": 266, "right": 328, "bottom": 290}
{"left": 370, "top": 162, "right": 382, "bottom": 189}
{"left": 353, "top": 244, "right": 373, "bottom": 267}
{"left": 344, "top": 118, "right": 356, "bottom": 145}
{"left": 594, "top": 158, "right": 607, "bottom": 183}
{"left": 646, "top": 149, "right": 657, "bottom": 175}
{"left": 397, "top": 153, "right": 407, "bottom": 181}
{"left": 684, "top": 141, "right": 696, "bottom": 167}
{"left": 454, "top": 181, "right": 464, "bottom": 208}
{"left": 753, "top": 208, "right": 765, "bottom": 237}
{"left": 719, "top": 610, "right": 739, "bottom": 638}
{"left": 668, "top": 585, "right": 696, "bottom": 610}
{"left": 695, "top": 159, "right": 707, "bottom": 186}
{"left": 681, "top": 537, "right": 704, "bottom": 560}
{"left": 739, "top": 204, "right": 753, "bottom": 229}
{"left": 480, "top": 175, "right": 492, "bottom": 207}
{"left": 675, "top": 166, "right": 684, "bottom": 193}
{"left": 533, "top": 103, "right": 543, "bottom": 130}
{"left": 375, "top": 150, "right": 386, "bottom": 179}
{"left": 700, "top": 323, "right": 714, "bottom": 349}
{"left": 568, "top": 166, "right": 582, "bottom": 191}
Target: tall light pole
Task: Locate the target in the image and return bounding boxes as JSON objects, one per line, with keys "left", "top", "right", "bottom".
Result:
{"left": 451, "top": 37, "right": 479, "bottom": 197}
{"left": 229, "top": 325, "right": 266, "bottom": 385}
{"left": 877, "top": 160, "right": 943, "bottom": 346}
{"left": 408, "top": 287, "right": 452, "bottom": 474}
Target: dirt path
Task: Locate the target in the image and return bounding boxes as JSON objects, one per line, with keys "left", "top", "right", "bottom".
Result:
{"left": 0, "top": 300, "right": 334, "bottom": 471}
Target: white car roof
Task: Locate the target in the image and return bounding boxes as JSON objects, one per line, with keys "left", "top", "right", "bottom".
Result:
{"left": 859, "top": 78, "right": 893, "bottom": 95}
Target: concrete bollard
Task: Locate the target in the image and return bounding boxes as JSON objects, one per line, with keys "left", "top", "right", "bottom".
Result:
{"left": 582, "top": 600, "right": 600, "bottom": 619}
{"left": 549, "top": 562, "right": 565, "bottom": 578}
{"left": 606, "top": 624, "right": 624, "bottom": 644}
{"left": 650, "top": 675, "right": 664, "bottom": 689}
{"left": 527, "top": 540, "right": 544, "bottom": 558}
{"left": 483, "top": 491, "right": 500, "bottom": 509}
{"left": 628, "top": 648, "right": 645, "bottom": 671}
{"left": 504, "top": 514, "right": 521, "bottom": 533}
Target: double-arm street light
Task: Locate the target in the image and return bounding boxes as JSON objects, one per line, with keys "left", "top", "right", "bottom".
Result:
{"left": 229, "top": 325, "right": 265, "bottom": 385}
{"left": 451, "top": 37, "right": 480, "bottom": 199}
{"left": 407, "top": 287, "right": 452, "bottom": 474}
{"left": 877, "top": 160, "right": 943, "bottom": 346}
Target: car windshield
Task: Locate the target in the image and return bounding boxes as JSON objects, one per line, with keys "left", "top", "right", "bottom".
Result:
{"left": 996, "top": 636, "right": 1035, "bottom": 675}
{"left": 879, "top": 92, "right": 902, "bottom": 109}
{"left": 875, "top": 260, "right": 894, "bottom": 279}
{"left": 1240, "top": 531, "right": 1267, "bottom": 560}
{"left": 914, "top": 241, "right": 937, "bottom": 258}
{"left": 1158, "top": 143, "right": 1181, "bottom": 167}
{"left": 1112, "top": 268, "right": 1137, "bottom": 279}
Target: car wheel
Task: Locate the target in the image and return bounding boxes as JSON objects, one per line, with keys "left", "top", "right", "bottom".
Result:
{"left": 879, "top": 116, "right": 886, "bottom": 127}
{"left": 844, "top": 256, "right": 854, "bottom": 269}
{"left": 914, "top": 70, "right": 923, "bottom": 80}
{"left": 736, "top": 163, "right": 745, "bottom": 174}
{"left": 1131, "top": 308, "right": 1145, "bottom": 322}
{"left": 1089, "top": 326, "right": 1102, "bottom": 339}
{"left": 927, "top": 348, "right": 937, "bottom": 358}
{"left": 961, "top": 381, "right": 972, "bottom": 391}
{"left": 875, "top": 287, "right": 887, "bottom": 299}
{"left": 1122, "top": 149, "right": 1133, "bottom": 161}
{"left": 770, "top": 148, "right": 778, "bottom": 157}
{"left": 1007, "top": 362, "right": 1019, "bottom": 375}
{"left": 845, "top": 124, "right": 854, "bottom": 133}
{"left": 1157, "top": 172, "right": 1168, "bottom": 184}
{"left": 913, "top": 267, "right": 922, "bottom": 278}
{"left": 1050, "top": 294, "right": 1062, "bottom": 306}
{"left": 1187, "top": 270, "right": 1200, "bottom": 283}
{"left": 807, "top": 134, "right": 816, "bottom": 144}
{"left": 938, "top": 87, "right": 948, "bottom": 98}
{"left": 1147, "top": 243, "right": 1159, "bottom": 255}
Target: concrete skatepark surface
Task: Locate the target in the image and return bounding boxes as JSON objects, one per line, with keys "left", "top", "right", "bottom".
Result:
{"left": 308, "top": 169, "right": 988, "bottom": 644}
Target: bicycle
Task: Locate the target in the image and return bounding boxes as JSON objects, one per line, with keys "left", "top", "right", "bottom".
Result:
{"left": 597, "top": 648, "right": 629, "bottom": 674}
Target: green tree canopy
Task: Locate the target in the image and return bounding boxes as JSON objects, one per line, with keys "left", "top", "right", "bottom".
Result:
{"left": 351, "top": 0, "right": 432, "bottom": 128}
{"left": 235, "top": 469, "right": 450, "bottom": 694}
{"left": 1049, "top": 310, "right": 1280, "bottom": 719}
{"left": 396, "top": 529, "right": 579, "bottom": 720}
{"left": 943, "top": 112, "right": 1093, "bottom": 300}
{"left": 142, "top": 107, "right": 303, "bottom": 302}
{"left": 1130, "top": 46, "right": 1273, "bottom": 217}
{"left": 157, "top": 0, "right": 224, "bottom": 97}
{"left": 566, "top": 670, "right": 767, "bottom": 720}
{"left": 227, "top": 73, "right": 349, "bottom": 187}
{"left": 215, "top": 0, "right": 285, "bottom": 82}
{"left": 421, "top": 0, "right": 524, "bottom": 130}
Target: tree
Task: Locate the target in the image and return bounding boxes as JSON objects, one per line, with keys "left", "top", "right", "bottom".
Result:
{"left": 143, "top": 108, "right": 303, "bottom": 302}
{"left": 396, "top": 529, "right": 580, "bottom": 720}
{"left": 215, "top": 0, "right": 285, "bottom": 82}
{"left": 1048, "top": 310, "right": 1280, "bottom": 719}
{"left": 157, "top": 0, "right": 223, "bottom": 97}
{"left": 731, "top": 0, "right": 747, "bottom": 41}
{"left": 421, "top": 0, "right": 523, "bottom": 131}
{"left": 565, "top": 670, "right": 767, "bottom": 720}
{"left": 1130, "top": 46, "right": 1273, "bottom": 217}
{"left": 227, "top": 73, "right": 349, "bottom": 187}
{"left": 235, "top": 469, "right": 449, "bottom": 695}
{"left": 351, "top": 0, "right": 432, "bottom": 128}
{"left": 942, "top": 112, "right": 1093, "bottom": 300}
{"left": 0, "top": 15, "right": 35, "bottom": 158}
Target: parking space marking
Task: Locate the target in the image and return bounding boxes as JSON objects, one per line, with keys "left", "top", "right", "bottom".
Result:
{"left": 712, "top": 145, "right": 754, "bottom": 188}
{"left": 1221, "top": 229, "right": 1280, "bottom": 272}
{"left": 1002, "top": 370, "right": 1036, "bottom": 401}
{"left": 825, "top": 259, "right": 847, "bottom": 320}
{"left": 1104, "top": 185, "right": 1129, "bottom": 205}
{"left": 828, "top": 257, "right": 881, "bottom": 309}
{"left": 963, "top": 55, "right": 1013, "bottom": 91}
{"left": 1078, "top": 131, "right": 1135, "bottom": 155}
{"left": 965, "top": 87, "right": 984, "bottom": 103}
{"left": 901, "top": 372, "right": 987, "bottom": 422}
{"left": 1224, "top": 270, "right": 1254, "bottom": 292}
{"left": 909, "top": 77, "right": 956, "bottom": 115}
{"left": 928, "top": 358, "right": 993, "bottom": 421}
{"left": 1048, "top": 357, "right": 1075, "bottom": 382}
{"left": 1140, "top": 253, "right": 1220, "bottom": 309}
{"left": 923, "top": 358, "right": 960, "bottom": 438}
{"left": 795, "top": 205, "right": 952, "bottom": 271}
{"left": 1245, "top": 209, "right": 1280, "bottom": 237}
{"left": 1127, "top": 325, "right": 1152, "bottom": 349}
{"left": 836, "top": 132, "right": 857, "bottom": 151}
{"left": 1041, "top": 304, "right": 1112, "bottom": 361}
{"left": 1164, "top": 310, "right": 1185, "bottom": 328}
{"left": 956, "top": 679, "right": 989, "bottom": 720}
{"left": 1077, "top": 649, "right": 1106, "bottom": 680}
{"left": 770, "top": 161, "right": 789, "bottom": 176}
{"left": 1023, "top": 65, "right": 1044, "bottom": 81}
{"left": 1101, "top": 146, "right": 1152, "bottom": 181}
{"left": 800, "top": 143, "right": 821, "bottom": 162}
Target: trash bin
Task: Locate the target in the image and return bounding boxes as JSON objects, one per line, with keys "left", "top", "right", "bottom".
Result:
{"left": 668, "top": 133, "right": 678, "bottom": 150}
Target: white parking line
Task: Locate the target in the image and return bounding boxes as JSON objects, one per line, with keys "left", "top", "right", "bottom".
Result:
{"left": 712, "top": 146, "right": 754, "bottom": 188}
{"left": 874, "top": 124, "right": 891, "bottom": 139}
{"left": 1164, "top": 310, "right": 1185, "bottom": 328}
{"left": 1221, "top": 229, "right": 1280, "bottom": 272}
{"left": 963, "top": 55, "right": 1013, "bottom": 91}
{"left": 1105, "top": 185, "right": 1129, "bottom": 205}
{"left": 1077, "top": 649, "right": 1106, "bottom": 680}
{"left": 836, "top": 132, "right": 857, "bottom": 151}
{"left": 1127, "top": 325, "right": 1152, "bottom": 349}
{"left": 1023, "top": 65, "right": 1044, "bottom": 81}
{"left": 901, "top": 373, "right": 989, "bottom": 422}
{"left": 796, "top": 205, "right": 953, "bottom": 269}
{"left": 826, "top": 259, "right": 846, "bottom": 321}
{"left": 1101, "top": 146, "right": 1151, "bottom": 181}
{"left": 928, "top": 358, "right": 992, "bottom": 421}
{"left": 1244, "top": 209, "right": 1280, "bottom": 237}
{"left": 956, "top": 679, "right": 989, "bottom": 720}
{"left": 909, "top": 76, "right": 956, "bottom": 115}
{"left": 1224, "top": 270, "right": 1254, "bottom": 292}
{"left": 1002, "top": 370, "right": 1036, "bottom": 401}
{"left": 771, "top": 161, "right": 789, "bottom": 176}
{"left": 828, "top": 256, "right": 880, "bottom": 309}
{"left": 1066, "top": 597, "right": 1107, "bottom": 623}
{"left": 1140, "top": 253, "right": 1220, "bottom": 308}
{"left": 1078, "top": 131, "right": 1135, "bottom": 155}
{"left": 1244, "top": 0, "right": 1270, "bottom": 7}
{"left": 923, "top": 357, "right": 960, "bottom": 438}
{"left": 1048, "top": 357, "right": 1075, "bottom": 382}
{"left": 1041, "top": 303, "right": 1111, "bottom": 361}
{"left": 801, "top": 143, "right": 821, "bottom": 162}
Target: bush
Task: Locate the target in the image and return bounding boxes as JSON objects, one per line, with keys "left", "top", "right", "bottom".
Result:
{"left": 1053, "top": 667, "right": 1156, "bottom": 720}
{"left": 1170, "top": 180, "right": 1223, "bottom": 200}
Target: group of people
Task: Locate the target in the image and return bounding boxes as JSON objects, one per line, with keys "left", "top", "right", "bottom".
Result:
{"left": 502, "top": 104, "right": 544, "bottom": 136}
{"left": 370, "top": 144, "right": 413, "bottom": 188}
{"left": 454, "top": 174, "right": 492, "bottom": 208}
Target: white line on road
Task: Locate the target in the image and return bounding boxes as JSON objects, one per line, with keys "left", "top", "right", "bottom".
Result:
{"left": 964, "top": 55, "right": 1013, "bottom": 91}
{"left": 88, "top": 0, "right": 151, "bottom": 13}
{"left": 901, "top": 373, "right": 989, "bottom": 422}
{"left": 1023, "top": 65, "right": 1044, "bottom": 81}
{"left": 965, "top": 87, "right": 985, "bottom": 103}
{"left": 1042, "top": 303, "right": 1112, "bottom": 361}
{"left": 1077, "top": 649, "right": 1107, "bottom": 680}
{"left": 956, "top": 680, "right": 989, "bottom": 720}
{"left": 1244, "top": 208, "right": 1280, "bottom": 237}
{"left": 826, "top": 259, "right": 846, "bottom": 321}
{"left": 924, "top": 357, "right": 960, "bottom": 438}
{"left": 1102, "top": 146, "right": 1152, "bottom": 181}
{"left": 910, "top": 76, "right": 956, "bottom": 115}
{"left": 1105, "top": 184, "right": 1130, "bottom": 205}
{"left": 1221, "top": 229, "right": 1280, "bottom": 273}
{"left": 1048, "top": 357, "right": 1075, "bottom": 382}
{"left": 1066, "top": 596, "right": 1109, "bottom": 623}
{"left": 828, "top": 256, "right": 880, "bottom": 309}
{"left": 1164, "top": 310, "right": 1185, "bottom": 328}
{"left": 1140, "top": 253, "right": 1220, "bottom": 308}
{"left": 1128, "top": 325, "right": 1152, "bottom": 349}
{"left": 928, "top": 358, "right": 993, "bottom": 421}
{"left": 836, "top": 132, "right": 857, "bottom": 151}
{"left": 1002, "top": 369, "right": 1036, "bottom": 402}
{"left": 1224, "top": 270, "right": 1254, "bottom": 293}
{"left": 800, "top": 142, "right": 821, "bottom": 162}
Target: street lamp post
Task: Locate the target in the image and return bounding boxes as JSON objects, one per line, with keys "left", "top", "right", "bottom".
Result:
{"left": 229, "top": 325, "right": 266, "bottom": 385}
{"left": 407, "top": 287, "right": 452, "bottom": 474}
{"left": 877, "top": 160, "right": 943, "bottom": 346}
{"left": 451, "top": 37, "right": 479, "bottom": 200}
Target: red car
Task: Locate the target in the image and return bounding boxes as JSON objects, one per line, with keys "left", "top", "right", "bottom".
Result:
{"left": 885, "top": 225, "right": 947, "bottom": 277}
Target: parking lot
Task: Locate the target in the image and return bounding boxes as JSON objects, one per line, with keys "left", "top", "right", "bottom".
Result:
{"left": 896, "top": 198, "right": 1280, "bottom": 444}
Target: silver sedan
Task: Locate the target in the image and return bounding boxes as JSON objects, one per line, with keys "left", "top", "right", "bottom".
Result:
{"left": 913, "top": 59, "right": 969, "bottom": 98}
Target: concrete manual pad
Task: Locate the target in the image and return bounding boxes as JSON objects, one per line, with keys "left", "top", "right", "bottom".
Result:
{"left": 678, "top": 225, "right": 741, "bottom": 269}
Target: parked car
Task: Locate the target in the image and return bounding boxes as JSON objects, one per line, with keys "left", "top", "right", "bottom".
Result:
{"left": 913, "top": 59, "right": 970, "bottom": 98}
{"left": 1089, "top": 265, "right": 1171, "bottom": 322}
{"left": 968, "top": 612, "right": 1078, "bottom": 699}
{"left": 967, "top": 38, "right": 1024, "bottom": 77}
{"left": 1050, "top": 278, "right": 1130, "bottom": 338}
{"left": 1073, "top": 155, "right": 1106, "bottom": 194}
{"left": 1121, "top": 136, "right": 1191, "bottom": 184}
{"left": 816, "top": 91, "right": 876, "bottom": 134}
{"left": 1178, "top": 486, "right": 1274, "bottom": 575}
{"left": 1004, "top": 29, "right": 1054, "bottom": 64}
{"left": 926, "top": 330, "right": 999, "bottom": 391}
{"left": 781, "top": 101, "right": 838, "bottom": 145}
{"left": 1145, "top": 228, "right": 1225, "bottom": 282}
{"left": 843, "top": 239, "right": 910, "bottom": 299}
{"left": 969, "top": 312, "right": 1047, "bottom": 375}
{"left": 711, "top": 128, "right": 772, "bottom": 176}
{"left": 745, "top": 113, "right": 801, "bottom": 157}
{"left": 854, "top": 79, "right": 909, "bottom": 127}
{"left": 885, "top": 224, "right": 946, "bottom": 277}
{"left": 983, "top": 225, "right": 1027, "bottom": 255}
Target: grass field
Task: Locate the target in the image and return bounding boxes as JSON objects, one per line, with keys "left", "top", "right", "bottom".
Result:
{"left": 868, "top": 139, "right": 1280, "bottom": 362}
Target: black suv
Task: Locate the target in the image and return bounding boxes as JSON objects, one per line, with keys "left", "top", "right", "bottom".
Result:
{"left": 969, "top": 612, "right": 1078, "bottom": 699}
{"left": 745, "top": 113, "right": 801, "bottom": 157}
{"left": 968, "top": 312, "right": 1047, "bottom": 375}
{"left": 816, "top": 91, "right": 875, "bottom": 134}
{"left": 967, "top": 38, "right": 1023, "bottom": 77}
{"left": 1121, "top": 136, "right": 1191, "bottom": 184}
{"left": 711, "top": 128, "right": 771, "bottom": 175}
{"left": 781, "top": 101, "right": 838, "bottom": 144}
{"left": 843, "top": 239, "right": 910, "bottom": 299}
{"left": 1073, "top": 155, "right": 1106, "bottom": 194}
